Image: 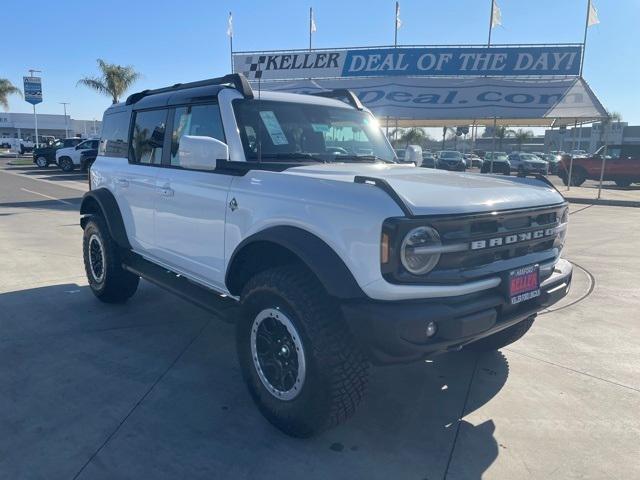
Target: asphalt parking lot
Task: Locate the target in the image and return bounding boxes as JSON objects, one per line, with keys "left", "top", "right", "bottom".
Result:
{"left": 1, "top": 159, "right": 639, "bottom": 479}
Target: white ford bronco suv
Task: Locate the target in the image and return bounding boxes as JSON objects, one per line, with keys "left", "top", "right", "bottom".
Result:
{"left": 80, "top": 74, "right": 572, "bottom": 437}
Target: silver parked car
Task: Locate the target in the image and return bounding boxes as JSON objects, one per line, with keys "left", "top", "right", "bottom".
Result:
{"left": 508, "top": 152, "right": 549, "bottom": 176}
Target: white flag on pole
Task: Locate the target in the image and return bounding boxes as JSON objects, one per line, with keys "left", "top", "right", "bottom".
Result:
{"left": 396, "top": 3, "right": 402, "bottom": 29}
{"left": 311, "top": 9, "right": 317, "bottom": 33}
{"left": 491, "top": 0, "right": 502, "bottom": 28}
{"left": 588, "top": 1, "right": 600, "bottom": 26}
{"left": 226, "top": 12, "right": 233, "bottom": 37}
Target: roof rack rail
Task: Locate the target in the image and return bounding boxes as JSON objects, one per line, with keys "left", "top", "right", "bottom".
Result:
{"left": 311, "top": 89, "right": 365, "bottom": 110}
{"left": 125, "top": 73, "right": 254, "bottom": 105}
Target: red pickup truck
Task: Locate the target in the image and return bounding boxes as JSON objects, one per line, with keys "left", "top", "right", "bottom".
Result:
{"left": 558, "top": 144, "right": 640, "bottom": 187}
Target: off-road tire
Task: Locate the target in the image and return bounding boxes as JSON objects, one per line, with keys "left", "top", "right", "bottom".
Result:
{"left": 237, "top": 265, "right": 369, "bottom": 438}
{"left": 59, "top": 157, "right": 75, "bottom": 172}
{"left": 469, "top": 316, "right": 535, "bottom": 352}
{"left": 82, "top": 215, "right": 139, "bottom": 303}
{"left": 35, "top": 156, "right": 48, "bottom": 168}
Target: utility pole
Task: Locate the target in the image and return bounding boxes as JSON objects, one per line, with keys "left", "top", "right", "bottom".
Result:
{"left": 59, "top": 102, "right": 70, "bottom": 139}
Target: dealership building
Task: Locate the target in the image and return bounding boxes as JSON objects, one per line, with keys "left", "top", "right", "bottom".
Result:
{"left": 544, "top": 122, "right": 640, "bottom": 152}
{"left": 0, "top": 112, "right": 102, "bottom": 141}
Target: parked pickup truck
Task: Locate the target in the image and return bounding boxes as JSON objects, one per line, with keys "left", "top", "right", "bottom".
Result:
{"left": 80, "top": 73, "right": 572, "bottom": 438}
{"left": 558, "top": 144, "right": 640, "bottom": 187}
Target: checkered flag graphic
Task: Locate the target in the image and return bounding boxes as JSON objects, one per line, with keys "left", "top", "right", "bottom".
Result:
{"left": 242, "top": 56, "right": 266, "bottom": 79}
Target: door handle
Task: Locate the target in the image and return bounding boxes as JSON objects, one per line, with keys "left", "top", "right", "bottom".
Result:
{"left": 157, "top": 185, "right": 174, "bottom": 197}
{"left": 115, "top": 178, "right": 129, "bottom": 188}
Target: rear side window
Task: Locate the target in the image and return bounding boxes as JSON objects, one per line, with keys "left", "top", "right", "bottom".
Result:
{"left": 99, "top": 111, "right": 130, "bottom": 158}
{"left": 130, "top": 109, "right": 167, "bottom": 165}
{"left": 170, "top": 104, "right": 225, "bottom": 167}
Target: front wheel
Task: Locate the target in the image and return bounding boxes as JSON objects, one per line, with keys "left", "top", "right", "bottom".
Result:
{"left": 83, "top": 215, "right": 139, "bottom": 303}
{"left": 237, "top": 265, "right": 369, "bottom": 437}
{"left": 35, "top": 156, "right": 48, "bottom": 168}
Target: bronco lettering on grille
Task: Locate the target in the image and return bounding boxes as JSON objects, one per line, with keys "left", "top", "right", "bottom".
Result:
{"left": 470, "top": 228, "right": 556, "bottom": 250}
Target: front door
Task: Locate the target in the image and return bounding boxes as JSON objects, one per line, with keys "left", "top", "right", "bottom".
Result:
{"left": 153, "top": 103, "right": 232, "bottom": 291}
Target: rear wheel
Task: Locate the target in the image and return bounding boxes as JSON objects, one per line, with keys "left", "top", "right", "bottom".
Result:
{"left": 568, "top": 168, "right": 587, "bottom": 187}
{"left": 469, "top": 316, "right": 535, "bottom": 352}
{"left": 83, "top": 215, "right": 139, "bottom": 303}
{"left": 59, "top": 157, "right": 74, "bottom": 172}
{"left": 237, "top": 265, "right": 369, "bottom": 437}
{"left": 35, "top": 156, "right": 48, "bottom": 168}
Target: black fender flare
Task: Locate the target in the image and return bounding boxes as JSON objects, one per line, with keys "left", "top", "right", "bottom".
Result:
{"left": 226, "top": 226, "right": 365, "bottom": 299}
{"left": 79, "top": 188, "right": 131, "bottom": 249}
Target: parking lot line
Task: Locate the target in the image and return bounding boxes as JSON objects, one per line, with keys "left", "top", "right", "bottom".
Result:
{"left": 20, "top": 188, "right": 73, "bottom": 205}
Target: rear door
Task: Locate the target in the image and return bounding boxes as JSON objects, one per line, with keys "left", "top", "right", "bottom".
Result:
{"left": 113, "top": 108, "right": 168, "bottom": 252}
{"left": 153, "top": 103, "right": 233, "bottom": 290}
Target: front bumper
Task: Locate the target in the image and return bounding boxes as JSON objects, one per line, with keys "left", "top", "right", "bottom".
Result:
{"left": 521, "top": 164, "right": 549, "bottom": 175}
{"left": 342, "top": 259, "right": 572, "bottom": 365}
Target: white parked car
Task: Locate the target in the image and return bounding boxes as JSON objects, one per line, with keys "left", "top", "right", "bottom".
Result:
{"left": 80, "top": 74, "right": 572, "bottom": 437}
{"left": 0, "top": 138, "right": 33, "bottom": 154}
{"left": 55, "top": 138, "right": 100, "bottom": 172}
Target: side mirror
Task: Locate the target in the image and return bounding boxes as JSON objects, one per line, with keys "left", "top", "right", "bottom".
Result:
{"left": 178, "top": 135, "right": 229, "bottom": 170}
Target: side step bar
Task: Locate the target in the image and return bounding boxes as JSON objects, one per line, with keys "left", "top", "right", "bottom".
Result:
{"left": 122, "top": 254, "right": 239, "bottom": 323}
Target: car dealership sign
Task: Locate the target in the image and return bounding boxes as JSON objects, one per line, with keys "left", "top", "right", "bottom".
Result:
{"left": 255, "top": 77, "right": 606, "bottom": 123}
{"left": 234, "top": 45, "right": 583, "bottom": 80}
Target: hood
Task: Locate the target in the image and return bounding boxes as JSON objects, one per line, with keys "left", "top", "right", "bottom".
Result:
{"left": 285, "top": 163, "right": 564, "bottom": 215}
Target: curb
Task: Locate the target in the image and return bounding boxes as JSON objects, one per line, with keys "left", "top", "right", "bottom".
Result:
{"left": 563, "top": 196, "right": 640, "bottom": 208}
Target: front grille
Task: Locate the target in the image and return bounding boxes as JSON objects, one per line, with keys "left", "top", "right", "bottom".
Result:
{"left": 382, "top": 204, "right": 567, "bottom": 285}
{"left": 434, "top": 207, "right": 560, "bottom": 271}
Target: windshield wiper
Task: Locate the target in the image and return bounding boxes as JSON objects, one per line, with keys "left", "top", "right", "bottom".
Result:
{"left": 332, "top": 154, "right": 395, "bottom": 164}
{"left": 253, "top": 153, "right": 327, "bottom": 163}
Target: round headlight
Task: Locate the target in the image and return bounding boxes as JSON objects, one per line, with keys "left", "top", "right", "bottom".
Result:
{"left": 400, "top": 226, "right": 442, "bottom": 275}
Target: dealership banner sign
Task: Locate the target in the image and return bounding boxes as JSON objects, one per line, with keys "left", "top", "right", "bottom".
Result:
{"left": 234, "top": 45, "right": 582, "bottom": 80}
{"left": 23, "top": 76, "right": 43, "bottom": 105}
{"left": 255, "top": 77, "right": 606, "bottom": 122}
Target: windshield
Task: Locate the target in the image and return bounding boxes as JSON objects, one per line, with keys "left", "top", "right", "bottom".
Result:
{"left": 520, "top": 154, "right": 541, "bottom": 161}
{"left": 439, "top": 151, "right": 462, "bottom": 160}
{"left": 233, "top": 99, "right": 395, "bottom": 163}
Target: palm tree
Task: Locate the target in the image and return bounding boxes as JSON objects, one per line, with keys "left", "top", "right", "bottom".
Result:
{"left": 513, "top": 129, "right": 533, "bottom": 150}
{"left": 0, "top": 79, "right": 22, "bottom": 110}
{"left": 77, "top": 59, "right": 140, "bottom": 104}
{"left": 495, "top": 126, "right": 514, "bottom": 150}
{"left": 441, "top": 126, "right": 455, "bottom": 150}
{"left": 598, "top": 111, "right": 622, "bottom": 147}
{"left": 400, "top": 128, "right": 426, "bottom": 147}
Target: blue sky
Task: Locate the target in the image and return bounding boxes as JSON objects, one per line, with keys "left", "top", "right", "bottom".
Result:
{"left": 3, "top": 0, "right": 638, "bottom": 124}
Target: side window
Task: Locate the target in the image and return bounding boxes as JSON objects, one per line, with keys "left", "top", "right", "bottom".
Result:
{"left": 99, "top": 111, "right": 130, "bottom": 158}
{"left": 170, "top": 104, "right": 225, "bottom": 167}
{"left": 131, "top": 109, "right": 167, "bottom": 165}
{"left": 90, "top": 140, "right": 99, "bottom": 149}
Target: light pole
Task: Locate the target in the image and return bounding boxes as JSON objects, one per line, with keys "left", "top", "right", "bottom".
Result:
{"left": 59, "top": 102, "right": 70, "bottom": 139}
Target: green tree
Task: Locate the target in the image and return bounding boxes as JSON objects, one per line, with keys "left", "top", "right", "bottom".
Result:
{"left": 495, "top": 126, "right": 514, "bottom": 150}
{"left": 513, "top": 129, "right": 533, "bottom": 150}
{"left": 400, "top": 127, "right": 426, "bottom": 147}
{"left": 77, "top": 59, "right": 140, "bottom": 104}
{"left": 598, "top": 111, "right": 622, "bottom": 147}
{"left": 0, "top": 79, "right": 22, "bottom": 110}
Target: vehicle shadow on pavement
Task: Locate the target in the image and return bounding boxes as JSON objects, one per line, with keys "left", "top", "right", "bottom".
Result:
{"left": 0, "top": 197, "right": 82, "bottom": 211}
{"left": 0, "top": 282, "right": 508, "bottom": 480}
